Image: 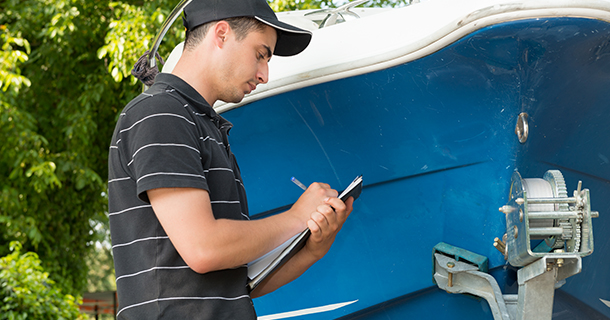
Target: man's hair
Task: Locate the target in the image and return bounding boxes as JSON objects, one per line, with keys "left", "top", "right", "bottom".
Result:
{"left": 184, "top": 17, "right": 271, "bottom": 51}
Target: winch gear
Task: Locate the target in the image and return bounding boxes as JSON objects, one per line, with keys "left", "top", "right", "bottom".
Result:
{"left": 542, "top": 170, "right": 574, "bottom": 250}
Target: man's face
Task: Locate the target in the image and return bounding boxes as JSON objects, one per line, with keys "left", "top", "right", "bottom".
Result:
{"left": 216, "top": 25, "right": 277, "bottom": 104}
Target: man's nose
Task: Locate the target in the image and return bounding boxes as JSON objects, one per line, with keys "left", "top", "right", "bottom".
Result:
{"left": 257, "top": 62, "right": 269, "bottom": 84}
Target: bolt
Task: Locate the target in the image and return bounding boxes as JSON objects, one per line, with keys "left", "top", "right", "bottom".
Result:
{"left": 555, "top": 249, "right": 564, "bottom": 268}
{"left": 493, "top": 237, "right": 506, "bottom": 254}
{"left": 546, "top": 262, "right": 554, "bottom": 271}
{"left": 447, "top": 261, "right": 455, "bottom": 287}
{"left": 515, "top": 198, "right": 525, "bottom": 205}
{"left": 499, "top": 205, "right": 515, "bottom": 214}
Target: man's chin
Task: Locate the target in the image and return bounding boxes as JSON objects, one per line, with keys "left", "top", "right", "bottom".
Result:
{"left": 219, "top": 94, "right": 246, "bottom": 104}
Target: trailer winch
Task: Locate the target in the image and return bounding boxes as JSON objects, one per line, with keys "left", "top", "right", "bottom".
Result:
{"left": 433, "top": 169, "right": 599, "bottom": 320}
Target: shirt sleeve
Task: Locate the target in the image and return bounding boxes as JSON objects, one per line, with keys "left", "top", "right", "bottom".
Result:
{"left": 115, "top": 94, "right": 209, "bottom": 203}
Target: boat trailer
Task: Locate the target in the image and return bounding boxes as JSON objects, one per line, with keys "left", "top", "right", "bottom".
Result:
{"left": 433, "top": 170, "right": 599, "bottom": 320}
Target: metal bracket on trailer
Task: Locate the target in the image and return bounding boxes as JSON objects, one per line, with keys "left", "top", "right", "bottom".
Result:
{"left": 433, "top": 248, "right": 511, "bottom": 320}
{"left": 433, "top": 245, "right": 582, "bottom": 320}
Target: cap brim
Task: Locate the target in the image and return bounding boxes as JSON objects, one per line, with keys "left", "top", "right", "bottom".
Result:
{"left": 254, "top": 16, "right": 312, "bottom": 56}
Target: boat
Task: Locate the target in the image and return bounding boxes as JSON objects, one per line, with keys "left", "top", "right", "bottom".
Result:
{"left": 154, "top": 0, "right": 610, "bottom": 318}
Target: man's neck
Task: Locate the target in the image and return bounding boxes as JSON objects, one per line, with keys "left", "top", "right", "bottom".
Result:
{"left": 171, "top": 50, "right": 218, "bottom": 106}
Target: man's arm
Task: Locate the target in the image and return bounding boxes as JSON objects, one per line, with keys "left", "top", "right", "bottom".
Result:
{"left": 148, "top": 183, "right": 338, "bottom": 274}
{"left": 251, "top": 196, "right": 354, "bottom": 298}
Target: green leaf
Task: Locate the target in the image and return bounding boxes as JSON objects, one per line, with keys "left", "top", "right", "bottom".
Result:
{"left": 96, "top": 46, "right": 107, "bottom": 59}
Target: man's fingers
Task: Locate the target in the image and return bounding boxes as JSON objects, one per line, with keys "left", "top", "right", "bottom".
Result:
{"left": 307, "top": 219, "right": 321, "bottom": 239}
{"left": 324, "top": 197, "right": 348, "bottom": 220}
{"left": 311, "top": 210, "right": 329, "bottom": 230}
{"left": 309, "top": 182, "right": 338, "bottom": 198}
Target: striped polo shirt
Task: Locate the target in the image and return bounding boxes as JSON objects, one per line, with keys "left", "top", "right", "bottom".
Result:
{"left": 108, "top": 73, "right": 256, "bottom": 319}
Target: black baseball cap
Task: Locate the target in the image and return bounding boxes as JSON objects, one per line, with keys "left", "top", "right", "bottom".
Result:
{"left": 183, "top": 0, "right": 312, "bottom": 56}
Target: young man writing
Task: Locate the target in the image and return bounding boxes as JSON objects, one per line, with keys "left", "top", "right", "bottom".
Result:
{"left": 108, "top": 0, "right": 354, "bottom": 318}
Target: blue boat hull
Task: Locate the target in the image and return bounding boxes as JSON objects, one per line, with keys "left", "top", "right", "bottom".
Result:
{"left": 223, "top": 17, "right": 610, "bottom": 319}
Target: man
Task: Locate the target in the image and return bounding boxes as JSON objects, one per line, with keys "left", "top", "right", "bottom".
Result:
{"left": 107, "top": 0, "right": 354, "bottom": 318}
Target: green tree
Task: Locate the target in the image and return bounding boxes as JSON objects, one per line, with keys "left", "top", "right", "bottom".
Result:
{"left": 0, "top": 242, "right": 84, "bottom": 319}
{"left": 0, "top": 0, "right": 195, "bottom": 296}
{"left": 85, "top": 223, "right": 116, "bottom": 293}
{"left": 0, "top": 0, "right": 133, "bottom": 295}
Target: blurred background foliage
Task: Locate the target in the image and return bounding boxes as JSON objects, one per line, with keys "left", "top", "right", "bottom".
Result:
{"left": 0, "top": 0, "right": 407, "bottom": 316}
{"left": 0, "top": 242, "right": 85, "bottom": 319}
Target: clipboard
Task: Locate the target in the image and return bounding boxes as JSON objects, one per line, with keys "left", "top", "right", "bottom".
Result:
{"left": 247, "top": 175, "right": 363, "bottom": 292}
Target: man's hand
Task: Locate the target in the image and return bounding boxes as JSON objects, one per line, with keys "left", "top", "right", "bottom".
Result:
{"left": 305, "top": 196, "right": 354, "bottom": 260}
{"left": 288, "top": 182, "right": 338, "bottom": 230}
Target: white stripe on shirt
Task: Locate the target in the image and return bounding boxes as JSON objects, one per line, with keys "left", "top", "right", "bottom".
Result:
{"left": 127, "top": 143, "right": 200, "bottom": 166}
{"left": 116, "top": 295, "right": 251, "bottom": 317}
{"left": 116, "top": 266, "right": 191, "bottom": 282}
{"left": 108, "top": 177, "right": 131, "bottom": 184}
{"left": 112, "top": 236, "right": 170, "bottom": 249}
{"left": 120, "top": 113, "right": 195, "bottom": 134}
{"left": 136, "top": 172, "right": 206, "bottom": 184}
{"left": 201, "top": 136, "right": 225, "bottom": 147}
{"left": 211, "top": 200, "right": 241, "bottom": 204}
{"left": 108, "top": 204, "right": 152, "bottom": 217}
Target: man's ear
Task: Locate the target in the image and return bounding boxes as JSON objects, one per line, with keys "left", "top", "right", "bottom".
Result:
{"left": 212, "top": 21, "right": 231, "bottom": 48}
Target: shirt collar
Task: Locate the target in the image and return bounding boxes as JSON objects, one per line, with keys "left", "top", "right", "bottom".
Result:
{"left": 152, "top": 73, "right": 218, "bottom": 118}
{"left": 151, "top": 73, "right": 233, "bottom": 131}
